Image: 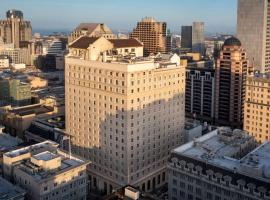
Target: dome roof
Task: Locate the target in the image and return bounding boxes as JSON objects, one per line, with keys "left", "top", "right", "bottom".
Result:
{"left": 224, "top": 37, "right": 241, "bottom": 46}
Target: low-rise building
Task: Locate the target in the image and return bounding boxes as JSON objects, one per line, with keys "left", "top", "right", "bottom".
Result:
{"left": 0, "top": 78, "right": 31, "bottom": 107}
{"left": 0, "top": 177, "right": 26, "bottom": 200}
{"left": 25, "top": 114, "right": 66, "bottom": 145}
{"left": 3, "top": 141, "right": 88, "bottom": 200}
{"left": 0, "top": 104, "right": 56, "bottom": 138}
{"left": 167, "top": 127, "right": 270, "bottom": 200}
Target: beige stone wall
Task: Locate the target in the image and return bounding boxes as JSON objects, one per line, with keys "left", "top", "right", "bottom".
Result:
{"left": 244, "top": 76, "right": 270, "bottom": 143}
{"left": 65, "top": 57, "right": 185, "bottom": 191}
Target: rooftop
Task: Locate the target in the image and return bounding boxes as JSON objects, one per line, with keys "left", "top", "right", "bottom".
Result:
{"left": 9, "top": 104, "right": 54, "bottom": 116}
{"left": 4, "top": 141, "right": 87, "bottom": 181}
{"left": 33, "top": 151, "right": 59, "bottom": 161}
{"left": 223, "top": 37, "right": 241, "bottom": 47}
{"left": 184, "top": 119, "right": 201, "bottom": 131}
{"left": 0, "top": 177, "right": 25, "bottom": 200}
{"left": 69, "top": 36, "right": 99, "bottom": 49}
{"left": 172, "top": 127, "right": 270, "bottom": 183}
{"left": 108, "top": 38, "right": 143, "bottom": 48}
{"left": 247, "top": 73, "right": 270, "bottom": 83}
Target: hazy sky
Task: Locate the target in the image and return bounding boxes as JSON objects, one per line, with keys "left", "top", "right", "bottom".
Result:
{"left": 0, "top": 0, "right": 237, "bottom": 34}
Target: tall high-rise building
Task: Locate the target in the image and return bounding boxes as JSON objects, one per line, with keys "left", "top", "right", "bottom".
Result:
{"left": 192, "top": 22, "right": 205, "bottom": 55}
{"left": 185, "top": 60, "right": 215, "bottom": 123}
{"left": 130, "top": 17, "right": 170, "bottom": 56}
{"left": 237, "top": 0, "right": 270, "bottom": 73}
{"left": 0, "top": 10, "right": 32, "bottom": 48}
{"left": 181, "top": 26, "right": 192, "bottom": 49}
{"left": 181, "top": 22, "right": 205, "bottom": 55}
{"left": 65, "top": 36, "right": 185, "bottom": 193}
{"left": 215, "top": 37, "right": 249, "bottom": 127}
{"left": 244, "top": 74, "right": 270, "bottom": 143}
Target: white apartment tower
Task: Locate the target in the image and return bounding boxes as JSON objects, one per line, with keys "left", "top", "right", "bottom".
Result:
{"left": 65, "top": 36, "right": 185, "bottom": 194}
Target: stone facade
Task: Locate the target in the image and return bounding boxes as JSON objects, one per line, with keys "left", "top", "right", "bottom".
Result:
{"left": 244, "top": 74, "right": 270, "bottom": 143}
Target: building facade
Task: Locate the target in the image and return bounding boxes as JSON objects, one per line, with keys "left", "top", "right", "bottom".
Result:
{"left": 130, "top": 17, "right": 170, "bottom": 56}
{"left": 0, "top": 78, "right": 31, "bottom": 107}
{"left": 215, "top": 37, "right": 249, "bottom": 127}
{"left": 65, "top": 36, "right": 185, "bottom": 194}
{"left": 181, "top": 22, "right": 205, "bottom": 56}
{"left": 244, "top": 74, "right": 270, "bottom": 143}
{"left": 167, "top": 127, "right": 270, "bottom": 200}
{"left": 0, "top": 48, "right": 31, "bottom": 65}
{"left": 192, "top": 22, "right": 205, "bottom": 56}
{"left": 237, "top": 0, "right": 270, "bottom": 73}
{"left": 185, "top": 60, "right": 215, "bottom": 123}
{"left": 181, "top": 26, "right": 192, "bottom": 49}
{"left": 3, "top": 141, "right": 88, "bottom": 200}
{"left": 0, "top": 10, "right": 32, "bottom": 48}
{"left": 0, "top": 104, "right": 56, "bottom": 138}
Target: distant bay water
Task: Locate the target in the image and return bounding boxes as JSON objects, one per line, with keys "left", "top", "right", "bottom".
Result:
{"left": 33, "top": 29, "right": 71, "bottom": 36}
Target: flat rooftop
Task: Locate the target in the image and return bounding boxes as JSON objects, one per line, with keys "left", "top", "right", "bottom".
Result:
{"left": 5, "top": 141, "right": 87, "bottom": 181}
{"left": 10, "top": 104, "right": 53, "bottom": 116}
{"left": 172, "top": 127, "right": 270, "bottom": 183}
{"left": 247, "top": 73, "right": 270, "bottom": 83}
{"left": 33, "top": 151, "right": 59, "bottom": 161}
{"left": 0, "top": 177, "right": 25, "bottom": 199}
{"left": 185, "top": 119, "right": 201, "bottom": 130}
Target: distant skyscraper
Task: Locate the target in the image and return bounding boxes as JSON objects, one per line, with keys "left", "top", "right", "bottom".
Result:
{"left": 215, "top": 37, "right": 249, "bottom": 127}
{"left": 244, "top": 74, "right": 270, "bottom": 143}
{"left": 0, "top": 10, "right": 32, "bottom": 48}
{"left": 192, "top": 22, "right": 205, "bottom": 55}
{"left": 181, "top": 22, "right": 205, "bottom": 55}
{"left": 181, "top": 26, "right": 192, "bottom": 49}
{"left": 130, "top": 17, "right": 170, "bottom": 56}
{"left": 237, "top": 0, "right": 270, "bottom": 73}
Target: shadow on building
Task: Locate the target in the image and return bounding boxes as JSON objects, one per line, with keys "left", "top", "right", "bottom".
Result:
{"left": 67, "top": 93, "right": 185, "bottom": 197}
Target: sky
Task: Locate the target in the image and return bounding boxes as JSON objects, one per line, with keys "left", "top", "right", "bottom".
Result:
{"left": 0, "top": 0, "right": 237, "bottom": 34}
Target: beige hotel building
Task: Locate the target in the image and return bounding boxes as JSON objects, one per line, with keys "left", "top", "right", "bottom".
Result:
{"left": 244, "top": 74, "right": 270, "bottom": 143}
{"left": 65, "top": 36, "right": 185, "bottom": 193}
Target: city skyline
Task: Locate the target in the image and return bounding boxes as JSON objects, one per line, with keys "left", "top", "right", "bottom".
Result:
{"left": 1, "top": 0, "right": 237, "bottom": 34}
